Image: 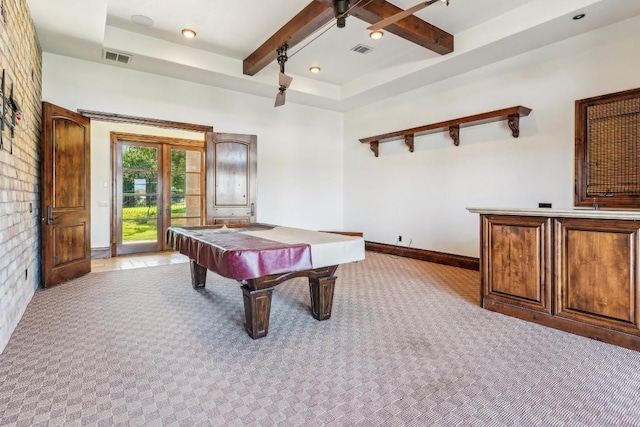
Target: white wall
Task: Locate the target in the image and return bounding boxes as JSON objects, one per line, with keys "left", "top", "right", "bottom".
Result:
{"left": 42, "top": 53, "right": 345, "bottom": 244}
{"left": 344, "top": 16, "right": 640, "bottom": 257}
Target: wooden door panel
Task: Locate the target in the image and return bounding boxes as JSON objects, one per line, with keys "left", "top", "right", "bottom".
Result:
{"left": 53, "top": 224, "right": 89, "bottom": 265}
{"left": 565, "top": 230, "right": 631, "bottom": 321}
{"left": 53, "top": 121, "right": 87, "bottom": 208}
{"left": 482, "top": 215, "right": 551, "bottom": 312}
{"left": 206, "top": 133, "right": 257, "bottom": 224}
{"left": 215, "top": 142, "right": 249, "bottom": 206}
{"left": 210, "top": 217, "right": 251, "bottom": 226}
{"left": 42, "top": 102, "right": 91, "bottom": 287}
{"left": 556, "top": 218, "right": 639, "bottom": 333}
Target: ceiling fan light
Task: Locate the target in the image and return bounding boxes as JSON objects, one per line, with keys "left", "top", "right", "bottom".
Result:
{"left": 274, "top": 90, "right": 286, "bottom": 107}
{"left": 279, "top": 72, "right": 293, "bottom": 88}
{"left": 309, "top": 66, "right": 321, "bottom": 73}
{"left": 369, "top": 30, "right": 384, "bottom": 40}
{"left": 181, "top": 29, "right": 196, "bottom": 39}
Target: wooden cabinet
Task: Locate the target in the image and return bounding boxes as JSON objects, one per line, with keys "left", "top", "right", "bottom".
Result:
{"left": 555, "top": 218, "right": 640, "bottom": 335}
{"left": 482, "top": 215, "right": 552, "bottom": 313}
{"left": 470, "top": 208, "right": 640, "bottom": 351}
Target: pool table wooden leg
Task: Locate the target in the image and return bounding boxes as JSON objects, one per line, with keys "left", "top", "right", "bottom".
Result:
{"left": 309, "top": 275, "right": 336, "bottom": 321}
{"left": 241, "top": 285, "right": 273, "bottom": 339}
{"left": 190, "top": 261, "right": 207, "bottom": 288}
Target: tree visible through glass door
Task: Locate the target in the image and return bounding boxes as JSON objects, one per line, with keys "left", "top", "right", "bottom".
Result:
{"left": 169, "top": 148, "right": 202, "bottom": 227}
{"left": 120, "top": 144, "right": 161, "bottom": 251}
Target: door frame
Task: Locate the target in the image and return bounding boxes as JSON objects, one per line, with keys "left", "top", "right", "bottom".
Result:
{"left": 110, "top": 132, "right": 205, "bottom": 256}
{"left": 76, "top": 110, "right": 213, "bottom": 259}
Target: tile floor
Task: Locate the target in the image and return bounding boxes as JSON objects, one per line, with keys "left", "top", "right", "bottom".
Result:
{"left": 91, "top": 251, "right": 189, "bottom": 273}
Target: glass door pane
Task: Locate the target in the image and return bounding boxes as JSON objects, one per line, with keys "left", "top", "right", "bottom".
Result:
{"left": 118, "top": 144, "right": 161, "bottom": 254}
{"left": 169, "top": 148, "right": 202, "bottom": 227}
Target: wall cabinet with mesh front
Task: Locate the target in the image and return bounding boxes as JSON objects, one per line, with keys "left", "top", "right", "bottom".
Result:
{"left": 575, "top": 87, "right": 640, "bottom": 208}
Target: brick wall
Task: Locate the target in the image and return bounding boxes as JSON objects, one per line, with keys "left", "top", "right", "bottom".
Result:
{"left": 0, "top": 0, "right": 42, "bottom": 353}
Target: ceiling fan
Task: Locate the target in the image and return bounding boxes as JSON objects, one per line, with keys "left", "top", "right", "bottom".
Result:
{"left": 368, "top": 0, "right": 450, "bottom": 32}
{"left": 274, "top": 44, "right": 293, "bottom": 107}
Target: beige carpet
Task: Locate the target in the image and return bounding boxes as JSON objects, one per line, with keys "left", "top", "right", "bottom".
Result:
{"left": 1, "top": 252, "right": 640, "bottom": 426}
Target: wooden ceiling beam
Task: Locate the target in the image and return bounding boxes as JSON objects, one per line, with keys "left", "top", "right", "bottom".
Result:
{"left": 348, "top": 0, "right": 453, "bottom": 55}
{"left": 243, "top": 0, "right": 454, "bottom": 77}
{"left": 243, "top": 1, "right": 335, "bottom": 76}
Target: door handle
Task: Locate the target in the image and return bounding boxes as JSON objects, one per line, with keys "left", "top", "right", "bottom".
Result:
{"left": 46, "top": 206, "right": 53, "bottom": 225}
{"left": 249, "top": 203, "right": 255, "bottom": 216}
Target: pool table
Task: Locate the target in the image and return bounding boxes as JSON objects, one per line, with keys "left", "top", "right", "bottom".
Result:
{"left": 166, "top": 223, "right": 365, "bottom": 339}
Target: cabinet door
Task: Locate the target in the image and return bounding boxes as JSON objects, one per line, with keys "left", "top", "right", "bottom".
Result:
{"left": 482, "top": 215, "right": 552, "bottom": 312}
{"left": 555, "top": 218, "right": 640, "bottom": 334}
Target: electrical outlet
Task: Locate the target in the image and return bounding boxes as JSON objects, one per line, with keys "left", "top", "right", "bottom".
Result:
{"left": 398, "top": 235, "right": 402, "bottom": 242}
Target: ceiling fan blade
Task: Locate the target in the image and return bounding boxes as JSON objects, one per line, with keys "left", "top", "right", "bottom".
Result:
{"left": 367, "top": 0, "right": 442, "bottom": 32}
{"left": 279, "top": 72, "right": 293, "bottom": 88}
{"left": 274, "top": 90, "right": 286, "bottom": 107}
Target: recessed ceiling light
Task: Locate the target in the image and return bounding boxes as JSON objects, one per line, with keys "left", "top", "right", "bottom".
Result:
{"left": 369, "top": 30, "right": 384, "bottom": 40}
{"left": 309, "top": 66, "right": 321, "bottom": 73}
{"left": 573, "top": 13, "right": 586, "bottom": 20}
{"left": 181, "top": 29, "right": 197, "bottom": 39}
{"left": 131, "top": 14, "right": 154, "bottom": 27}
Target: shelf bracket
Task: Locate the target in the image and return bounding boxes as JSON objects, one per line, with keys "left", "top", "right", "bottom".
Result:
{"left": 448, "top": 125, "right": 460, "bottom": 146}
{"left": 404, "top": 134, "right": 414, "bottom": 152}
{"left": 369, "top": 141, "right": 379, "bottom": 157}
{"left": 508, "top": 114, "right": 520, "bottom": 138}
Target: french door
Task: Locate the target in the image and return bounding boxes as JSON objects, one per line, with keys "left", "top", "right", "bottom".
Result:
{"left": 113, "top": 133, "right": 204, "bottom": 255}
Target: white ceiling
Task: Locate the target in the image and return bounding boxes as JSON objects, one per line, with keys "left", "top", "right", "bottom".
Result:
{"left": 26, "top": 0, "right": 640, "bottom": 111}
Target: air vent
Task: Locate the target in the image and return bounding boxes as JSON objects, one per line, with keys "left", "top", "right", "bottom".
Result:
{"left": 350, "top": 44, "right": 373, "bottom": 54}
{"left": 103, "top": 49, "right": 132, "bottom": 64}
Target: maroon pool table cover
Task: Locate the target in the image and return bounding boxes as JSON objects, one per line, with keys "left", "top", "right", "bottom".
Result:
{"left": 166, "top": 224, "right": 313, "bottom": 280}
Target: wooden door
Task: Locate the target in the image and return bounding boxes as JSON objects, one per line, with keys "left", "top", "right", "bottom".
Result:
{"left": 41, "top": 102, "right": 91, "bottom": 287}
{"left": 206, "top": 133, "right": 257, "bottom": 225}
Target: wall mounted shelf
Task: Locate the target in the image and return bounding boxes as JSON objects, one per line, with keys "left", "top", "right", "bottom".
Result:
{"left": 359, "top": 105, "right": 532, "bottom": 157}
